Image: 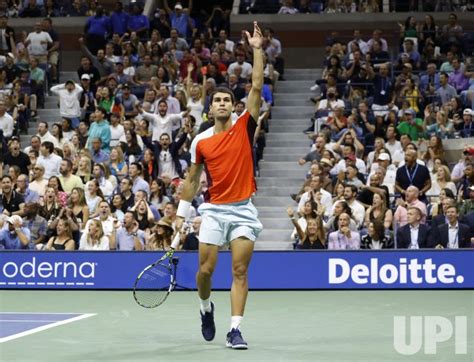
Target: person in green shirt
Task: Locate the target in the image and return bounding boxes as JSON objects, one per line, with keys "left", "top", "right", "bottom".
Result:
{"left": 29, "top": 58, "right": 45, "bottom": 86}
{"left": 397, "top": 108, "right": 424, "bottom": 141}
{"left": 459, "top": 186, "right": 474, "bottom": 218}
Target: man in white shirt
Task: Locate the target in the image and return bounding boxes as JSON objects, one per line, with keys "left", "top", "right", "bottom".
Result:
{"left": 159, "top": 85, "right": 181, "bottom": 115}
{"left": 297, "top": 175, "right": 332, "bottom": 217}
{"left": 36, "top": 121, "right": 59, "bottom": 148}
{"left": 25, "top": 22, "right": 52, "bottom": 64}
{"left": 227, "top": 52, "right": 253, "bottom": 79}
{"left": 343, "top": 184, "right": 365, "bottom": 227}
{"left": 29, "top": 164, "right": 48, "bottom": 196}
{"left": 384, "top": 124, "right": 402, "bottom": 159}
{"left": 0, "top": 100, "right": 14, "bottom": 138}
{"left": 109, "top": 113, "right": 125, "bottom": 148}
{"left": 316, "top": 87, "right": 345, "bottom": 118}
{"left": 331, "top": 151, "right": 367, "bottom": 176}
{"left": 36, "top": 141, "right": 62, "bottom": 179}
{"left": 139, "top": 100, "right": 185, "bottom": 142}
{"left": 347, "top": 29, "right": 369, "bottom": 54}
{"left": 50, "top": 80, "right": 83, "bottom": 128}
{"left": 368, "top": 152, "right": 397, "bottom": 195}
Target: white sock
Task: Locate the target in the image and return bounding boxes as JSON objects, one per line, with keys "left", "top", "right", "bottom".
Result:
{"left": 230, "top": 316, "right": 243, "bottom": 331}
{"left": 200, "top": 297, "right": 212, "bottom": 314}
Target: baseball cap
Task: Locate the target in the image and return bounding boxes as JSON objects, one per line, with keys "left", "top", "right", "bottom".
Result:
{"left": 65, "top": 79, "right": 75, "bottom": 85}
{"left": 469, "top": 185, "right": 474, "bottom": 191}
{"left": 7, "top": 215, "right": 22, "bottom": 225}
{"left": 7, "top": 52, "right": 14, "bottom": 59}
{"left": 9, "top": 136, "right": 20, "bottom": 142}
{"left": 463, "top": 108, "right": 473, "bottom": 116}
{"left": 345, "top": 154, "right": 356, "bottom": 161}
{"left": 377, "top": 153, "right": 390, "bottom": 161}
{"left": 122, "top": 83, "right": 130, "bottom": 89}
{"left": 320, "top": 158, "right": 333, "bottom": 167}
{"left": 404, "top": 108, "right": 416, "bottom": 116}
{"left": 174, "top": 4, "right": 183, "bottom": 10}
{"left": 81, "top": 74, "right": 90, "bottom": 80}
{"left": 463, "top": 147, "right": 474, "bottom": 156}
{"left": 403, "top": 62, "right": 412, "bottom": 69}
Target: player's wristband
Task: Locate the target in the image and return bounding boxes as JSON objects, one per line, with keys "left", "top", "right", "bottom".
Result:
{"left": 177, "top": 200, "right": 191, "bottom": 218}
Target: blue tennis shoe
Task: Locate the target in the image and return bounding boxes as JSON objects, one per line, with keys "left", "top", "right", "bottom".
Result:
{"left": 226, "top": 328, "right": 248, "bottom": 350}
{"left": 200, "top": 302, "right": 216, "bottom": 341}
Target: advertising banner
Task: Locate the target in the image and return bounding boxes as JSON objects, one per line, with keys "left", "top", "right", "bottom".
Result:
{"left": 0, "top": 250, "right": 473, "bottom": 290}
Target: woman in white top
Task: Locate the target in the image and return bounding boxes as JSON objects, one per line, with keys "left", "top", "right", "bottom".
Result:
{"left": 288, "top": 201, "right": 318, "bottom": 241}
{"left": 123, "top": 56, "right": 135, "bottom": 77}
{"left": 427, "top": 165, "right": 457, "bottom": 202}
{"left": 85, "top": 178, "right": 104, "bottom": 216}
{"left": 79, "top": 219, "right": 110, "bottom": 250}
{"left": 185, "top": 63, "right": 206, "bottom": 129}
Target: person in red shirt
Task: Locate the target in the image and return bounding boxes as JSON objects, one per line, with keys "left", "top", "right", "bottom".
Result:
{"left": 175, "top": 21, "right": 264, "bottom": 350}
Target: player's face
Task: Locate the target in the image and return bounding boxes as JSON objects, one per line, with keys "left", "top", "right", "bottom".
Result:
{"left": 211, "top": 92, "right": 233, "bottom": 121}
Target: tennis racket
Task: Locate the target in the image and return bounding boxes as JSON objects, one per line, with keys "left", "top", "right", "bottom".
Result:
{"left": 133, "top": 249, "right": 176, "bottom": 308}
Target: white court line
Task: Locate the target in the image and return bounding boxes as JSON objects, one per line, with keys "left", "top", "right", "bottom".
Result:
{"left": 0, "top": 313, "right": 96, "bottom": 343}
{"left": 0, "top": 312, "right": 88, "bottom": 315}
{"left": 1, "top": 320, "right": 64, "bottom": 323}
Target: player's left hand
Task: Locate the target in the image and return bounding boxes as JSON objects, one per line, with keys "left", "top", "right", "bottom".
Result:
{"left": 245, "top": 21, "right": 263, "bottom": 49}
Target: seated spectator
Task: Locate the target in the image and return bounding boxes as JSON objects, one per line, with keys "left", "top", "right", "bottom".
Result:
{"left": 178, "top": 216, "right": 200, "bottom": 251}
{"left": 454, "top": 108, "right": 474, "bottom": 138}
{"left": 427, "top": 165, "right": 457, "bottom": 200}
{"left": 431, "top": 196, "right": 456, "bottom": 228}
{"left": 4, "top": 137, "right": 30, "bottom": 175}
{"left": 364, "top": 193, "right": 393, "bottom": 230}
{"left": 0, "top": 215, "right": 30, "bottom": 249}
{"left": 144, "top": 216, "right": 173, "bottom": 251}
{"left": 393, "top": 186, "right": 428, "bottom": 227}
{"left": 327, "top": 212, "right": 361, "bottom": 249}
{"left": 397, "top": 109, "right": 424, "bottom": 141}
{"left": 163, "top": 28, "right": 189, "bottom": 52}
{"left": 298, "top": 135, "right": 326, "bottom": 165}
{"left": 228, "top": 51, "right": 252, "bottom": 80}
{"left": 16, "top": 174, "right": 39, "bottom": 204}
{"left": 288, "top": 205, "right": 326, "bottom": 249}
{"left": 278, "top": 0, "right": 299, "bottom": 14}
{"left": 361, "top": 220, "right": 393, "bottom": 249}
{"left": 431, "top": 205, "right": 471, "bottom": 248}
{"left": 22, "top": 202, "right": 47, "bottom": 249}
{"left": 396, "top": 207, "right": 431, "bottom": 249}
{"left": 298, "top": 175, "right": 332, "bottom": 217}
{"left": 111, "top": 210, "right": 145, "bottom": 250}
{"left": 347, "top": 30, "right": 369, "bottom": 55}
{"left": 79, "top": 218, "right": 110, "bottom": 250}
{"left": 459, "top": 186, "right": 474, "bottom": 219}
{"left": 2, "top": 175, "right": 25, "bottom": 216}
{"left": 424, "top": 109, "right": 454, "bottom": 139}
{"left": 68, "top": 187, "right": 89, "bottom": 228}
{"left": 44, "top": 217, "right": 75, "bottom": 250}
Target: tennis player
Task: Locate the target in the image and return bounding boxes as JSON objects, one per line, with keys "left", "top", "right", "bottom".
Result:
{"left": 175, "top": 21, "right": 264, "bottom": 350}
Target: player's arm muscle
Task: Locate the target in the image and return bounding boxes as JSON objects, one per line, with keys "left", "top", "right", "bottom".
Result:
{"left": 246, "top": 47, "right": 264, "bottom": 122}
{"left": 181, "top": 163, "right": 204, "bottom": 202}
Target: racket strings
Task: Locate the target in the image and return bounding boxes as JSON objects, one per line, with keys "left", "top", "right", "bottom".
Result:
{"left": 134, "top": 262, "right": 173, "bottom": 308}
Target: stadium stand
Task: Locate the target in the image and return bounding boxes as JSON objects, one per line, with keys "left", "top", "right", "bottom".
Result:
{"left": 0, "top": 1, "right": 473, "bottom": 253}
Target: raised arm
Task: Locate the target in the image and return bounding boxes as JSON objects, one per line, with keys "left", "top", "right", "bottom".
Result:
{"left": 245, "top": 21, "right": 264, "bottom": 122}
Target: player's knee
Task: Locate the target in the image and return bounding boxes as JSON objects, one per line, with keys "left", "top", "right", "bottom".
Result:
{"left": 198, "top": 263, "right": 214, "bottom": 278}
{"left": 232, "top": 263, "right": 248, "bottom": 280}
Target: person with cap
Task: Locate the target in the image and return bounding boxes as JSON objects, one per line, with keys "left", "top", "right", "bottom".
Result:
{"left": 454, "top": 108, "right": 474, "bottom": 138}
{"left": 50, "top": 80, "right": 84, "bottom": 129}
{"left": 144, "top": 216, "right": 176, "bottom": 251}
{"left": 163, "top": 0, "right": 194, "bottom": 38}
{"left": 435, "top": 72, "right": 457, "bottom": 105}
{"left": 430, "top": 205, "right": 471, "bottom": 249}
{"left": 111, "top": 210, "right": 145, "bottom": 250}
{"left": 396, "top": 207, "right": 431, "bottom": 249}
{"left": 397, "top": 108, "right": 424, "bottom": 141}
{"left": 0, "top": 214, "right": 31, "bottom": 249}
{"left": 77, "top": 56, "right": 101, "bottom": 92}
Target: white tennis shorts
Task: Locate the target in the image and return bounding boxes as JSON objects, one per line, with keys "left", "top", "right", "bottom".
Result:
{"left": 197, "top": 199, "right": 263, "bottom": 246}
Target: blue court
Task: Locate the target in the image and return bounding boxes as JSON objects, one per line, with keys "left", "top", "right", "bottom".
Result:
{"left": 0, "top": 312, "right": 96, "bottom": 343}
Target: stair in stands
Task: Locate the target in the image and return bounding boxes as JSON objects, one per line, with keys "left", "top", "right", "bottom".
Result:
{"left": 253, "top": 68, "right": 321, "bottom": 250}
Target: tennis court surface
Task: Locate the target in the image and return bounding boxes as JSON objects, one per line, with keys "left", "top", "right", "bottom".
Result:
{"left": 1, "top": 290, "right": 472, "bottom": 361}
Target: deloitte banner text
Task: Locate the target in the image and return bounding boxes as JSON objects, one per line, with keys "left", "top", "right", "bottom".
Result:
{"left": 0, "top": 251, "right": 473, "bottom": 290}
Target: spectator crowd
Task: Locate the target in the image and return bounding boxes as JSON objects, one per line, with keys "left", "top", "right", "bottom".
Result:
{"left": 0, "top": 1, "right": 281, "bottom": 251}
{"left": 288, "top": 13, "right": 474, "bottom": 250}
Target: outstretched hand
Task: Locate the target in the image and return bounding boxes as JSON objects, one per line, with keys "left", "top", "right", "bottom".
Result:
{"left": 245, "top": 21, "right": 263, "bottom": 49}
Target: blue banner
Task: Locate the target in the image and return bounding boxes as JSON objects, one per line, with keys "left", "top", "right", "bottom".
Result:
{"left": 0, "top": 250, "right": 473, "bottom": 290}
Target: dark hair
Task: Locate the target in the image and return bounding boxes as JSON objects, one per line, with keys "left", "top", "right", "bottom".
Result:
{"left": 440, "top": 71, "right": 449, "bottom": 78}
{"left": 210, "top": 87, "right": 235, "bottom": 105}
{"left": 125, "top": 210, "right": 138, "bottom": 220}
{"left": 441, "top": 188, "right": 455, "bottom": 199}
{"left": 344, "top": 143, "right": 356, "bottom": 154}
{"left": 370, "top": 219, "right": 385, "bottom": 241}
{"left": 2, "top": 175, "right": 12, "bottom": 182}
{"left": 344, "top": 184, "right": 358, "bottom": 195}
{"left": 62, "top": 158, "right": 73, "bottom": 170}
{"left": 131, "top": 162, "right": 143, "bottom": 173}
{"left": 42, "top": 141, "right": 54, "bottom": 154}
{"left": 48, "top": 176, "right": 65, "bottom": 192}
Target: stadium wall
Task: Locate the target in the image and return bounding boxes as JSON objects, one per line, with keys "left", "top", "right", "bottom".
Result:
{"left": 1, "top": 250, "right": 473, "bottom": 290}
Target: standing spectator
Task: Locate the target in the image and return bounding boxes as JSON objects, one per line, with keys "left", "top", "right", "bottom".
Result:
{"left": 327, "top": 212, "right": 361, "bottom": 249}
{"left": 435, "top": 72, "right": 457, "bottom": 105}
{"left": 86, "top": 108, "right": 111, "bottom": 152}
{"left": 163, "top": 1, "right": 194, "bottom": 38}
{"left": 150, "top": 9, "right": 171, "bottom": 40}
{"left": 0, "top": 100, "right": 13, "bottom": 139}
{"left": 112, "top": 210, "right": 145, "bottom": 250}
{"left": 0, "top": 14, "right": 15, "bottom": 56}
{"left": 19, "top": 0, "right": 44, "bottom": 18}
{"left": 84, "top": 5, "right": 109, "bottom": 56}
{"left": 110, "top": 2, "right": 129, "bottom": 36}
{"left": 50, "top": 81, "right": 83, "bottom": 129}
{"left": 133, "top": 54, "right": 157, "bottom": 87}
{"left": 25, "top": 22, "right": 52, "bottom": 64}
{"left": 77, "top": 56, "right": 101, "bottom": 92}
{"left": 41, "top": 18, "right": 60, "bottom": 83}
{"left": 397, "top": 109, "right": 424, "bottom": 141}
{"left": 0, "top": 215, "right": 30, "bottom": 249}
{"left": 127, "top": 3, "right": 149, "bottom": 39}
{"left": 1, "top": 175, "right": 25, "bottom": 216}
{"left": 395, "top": 149, "right": 431, "bottom": 200}
{"left": 396, "top": 207, "right": 431, "bottom": 249}
{"left": 431, "top": 206, "right": 471, "bottom": 249}
{"left": 36, "top": 142, "right": 61, "bottom": 180}
{"left": 298, "top": 175, "right": 332, "bottom": 216}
